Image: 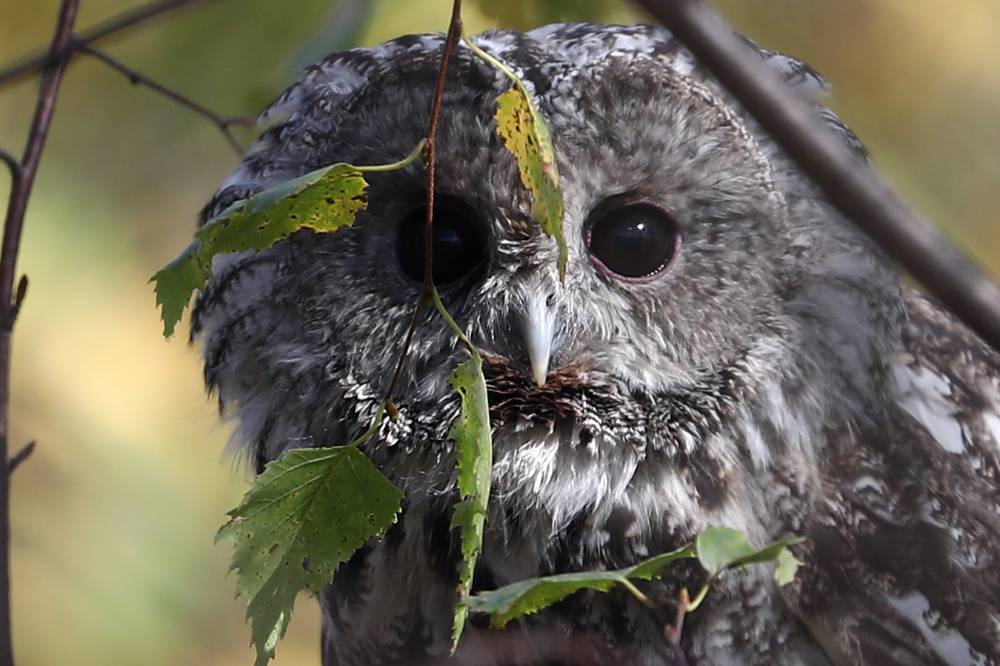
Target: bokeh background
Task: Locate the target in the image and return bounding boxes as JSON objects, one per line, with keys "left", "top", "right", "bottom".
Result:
{"left": 1, "top": 0, "right": 998, "bottom": 664}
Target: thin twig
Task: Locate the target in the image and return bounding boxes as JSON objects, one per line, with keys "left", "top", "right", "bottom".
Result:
{"left": 0, "top": 2, "right": 80, "bottom": 663}
{"left": 1, "top": 277, "right": 28, "bottom": 333}
{"left": 632, "top": 0, "right": 1000, "bottom": 354}
{"left": 384, "top": 299, "right": 431, "bottom": 410}
{"left": 422, "top": 0, "right": 464, "bottom": 298}
{"left": 383, "top": 0, "right": 464, "bottom": 403}
{"left": 663, "top": 587, "right": 690, "bottom": 644}
{"left": 0, "top": 152, "right": 18, "bottom": 182}
{"left": 0, "top": 0, "right": 208, "bottom": 89}
{"left": 7, "top": 442, "right": 34, "bottom": 475}
{"left": 9, "top": 277, "right": 27, "bottom": 330}
{"left": 663, "top": 588, "right": 691, "bottom": 666}
{"left": 79, "top": 45, "right": 250, "bottom": 155}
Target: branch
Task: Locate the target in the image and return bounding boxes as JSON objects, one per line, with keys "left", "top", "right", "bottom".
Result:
{"left": 632, "top": 0, "right": 1000, "bottom": 354}
{"left": 0, "top": 152, "right": 18, "bottom": 183}
{"left": 384, "top": 0, "right": 464, "bottom": 404}
{"left": 0, "top": 2, "right": 80, "bottom": 664}
{"left": 79, "top": 46, "right": 251, "bottom": 155}
{"left": 0, "top": 0, "right": 208, "bottom": 89}
{"left": 7, "top": 442, "right": 34, "bottom": 475}
{"left": 663, "top": 588, "right": 690, "bottom": 666}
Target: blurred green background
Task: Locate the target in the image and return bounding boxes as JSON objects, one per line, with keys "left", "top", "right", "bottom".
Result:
{"left": 1, "top": 0, "right": 997, "bottom": 664}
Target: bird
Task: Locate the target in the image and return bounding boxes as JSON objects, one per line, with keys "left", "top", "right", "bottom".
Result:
{"left": 190, "top": 22, "right": 1000, "bottom": 666}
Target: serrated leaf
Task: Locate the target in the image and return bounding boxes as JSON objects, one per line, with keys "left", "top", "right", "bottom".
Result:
{"left": 448, "top": 352, "right": 493, "bottom": 650}
{"left": 696, "top": 527, "right": 804, "bottom": 578}
{"left": 495, "top": 86, "right": 567, "bottom": 280}
{"left": 217, "top": 446, "right": 402, "bottom": 666}
{"left": 153, "top": 163, "right": 368, "bottom": 338}
{"left": 465, "top": 545, "right": 696, "bottom": 628}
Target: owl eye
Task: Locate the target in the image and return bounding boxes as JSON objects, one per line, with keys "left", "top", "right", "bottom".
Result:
{"left": 396, "top": 197, "right": 486, "bottom": 284}
{"left": 586, "top": 202, "right": 679, "bottom": 279}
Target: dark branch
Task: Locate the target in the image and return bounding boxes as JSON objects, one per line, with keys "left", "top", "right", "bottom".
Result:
{"left": 7, "top": 442, "right": 34, "bottom": 475}
{"left": 1, "top": 1, "right": 78, "bottom": 306}
{"left": 6, "top": 277, "right": 28, "bottom": 332}
{"left": 632, "top": 0, "right": 1000, "bottom": 354}
{"left": 0, "top": 0, "right": 208, "bottom": 89}
{"left": 384, "top": 0, "right": 464, "bottom": 404}
{"left": 0, "top": 3, "right": 80, "bottom": 664}
{"left": 0, "top": 152, "right": 18, "bottom": 182}
{"left": 421, "top": 0, "right": 464, "bottom": 298}
{"left": 80, "top": 45, "right": 250, "bottom": 155}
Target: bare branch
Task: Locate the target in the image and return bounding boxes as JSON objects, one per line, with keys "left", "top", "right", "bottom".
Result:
{"left": 384, "top": 0, "right": 464, "bottom": 403}
{"left": 7, "top": 442, "right": 34, "bottom": 475}
{"left": 0, "top": 152, "right": 18, "bottom": 183}
{"left": 5, "top": 277, "right": 28, "bottom": 332}
{"left": 79, "top": 45, "right": 250, "bottom": 156}
{"left": 632, "top": 0, "right": 1000, "bottom": 353}
{"left": 421, "top": 0, "right": 464, "bottom": 296}
{"left": 0, "top": 2, "right": 81, "bottom": 662}
{"left": 0, "top": 0, "right": 208, "bottom": 89}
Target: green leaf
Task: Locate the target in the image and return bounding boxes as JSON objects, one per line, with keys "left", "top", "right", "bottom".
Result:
{"left": 696, "top": 527, "right": 759, "bottom": 576}
{"left": 465, "top": 545, "right": 695, "bottom": 628}
{"left": 696, "top": 527, "right": 804, "bottom": 579}
{"left": 153, "top": 163, "right": 369, "bottom": 338}
{"left": 448, "top": 352, "right": 494, "bottom": 650}
{"left": 217, "top": 446, "right": 402, "bottom": 666}
{"left": 494, "top": 86, "right": 567, "bottom": 280}
{"left": 774, "top": 547, "right": 803, "bottom": 586}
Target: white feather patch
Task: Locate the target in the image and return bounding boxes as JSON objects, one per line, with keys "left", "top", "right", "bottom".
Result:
{"left": 893, "top": 363, "right": 966, "bottom": 454}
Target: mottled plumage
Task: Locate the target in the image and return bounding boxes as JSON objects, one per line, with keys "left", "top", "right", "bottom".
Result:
{"left": 192, "top": 23, "right": 1000, "bottom": 666}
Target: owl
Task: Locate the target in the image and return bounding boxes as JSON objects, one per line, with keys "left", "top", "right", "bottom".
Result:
{"left": 191, "top": 23, "right": 1000, "bottom": 666}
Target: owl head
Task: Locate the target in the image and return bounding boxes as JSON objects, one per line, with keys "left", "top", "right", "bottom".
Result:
{"left": 193, "top": 24, "right": 899, "bottom": 540}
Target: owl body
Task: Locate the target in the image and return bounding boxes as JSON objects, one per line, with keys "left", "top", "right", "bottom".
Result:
{"left": 193, "top": 24, "right": 1000, "bottom": 665}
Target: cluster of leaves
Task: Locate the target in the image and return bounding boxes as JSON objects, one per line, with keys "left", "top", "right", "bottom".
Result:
{"left": 152, "top": 28, "right": 802, "bottom": 666}
{"left": 465, "top": 528, "right": 802, "bottom": 628}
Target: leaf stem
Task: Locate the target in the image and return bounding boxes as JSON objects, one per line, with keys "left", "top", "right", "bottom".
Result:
{"left": 429, "top": 288, "right": 474, "bottom": 352}
{"left": 461, "top": 36, "right": 524, "bottom": 92}
{"left": 685, "top": 580, "right": 712, "bottom": 613}
{"left": 619, "top": 578, "right": 658, "bottom": 610}
{"left": 346, "top": 402, "right": 387, "bottom": 449}
{"left": 354, "top": 139, "right": 427, "bottom": 174}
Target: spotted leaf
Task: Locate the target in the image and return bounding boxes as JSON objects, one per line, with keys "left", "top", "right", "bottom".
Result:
{"left": 495, "top": 86, "right": 567, "bottom": 280}
{"left": 153, "top": 163, "right": 368, "bottom": 338}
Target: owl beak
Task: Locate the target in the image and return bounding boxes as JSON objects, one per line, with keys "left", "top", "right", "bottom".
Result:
{"left": 521, "top": 295, "right": 555, "bottom": 387}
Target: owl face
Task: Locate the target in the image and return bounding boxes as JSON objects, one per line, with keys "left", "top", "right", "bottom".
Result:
{"left": 198, "top": 24, "right": 897, "bottom": 541}
{"left": 267, "top": 53, "right": 791, "bottom": 413}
